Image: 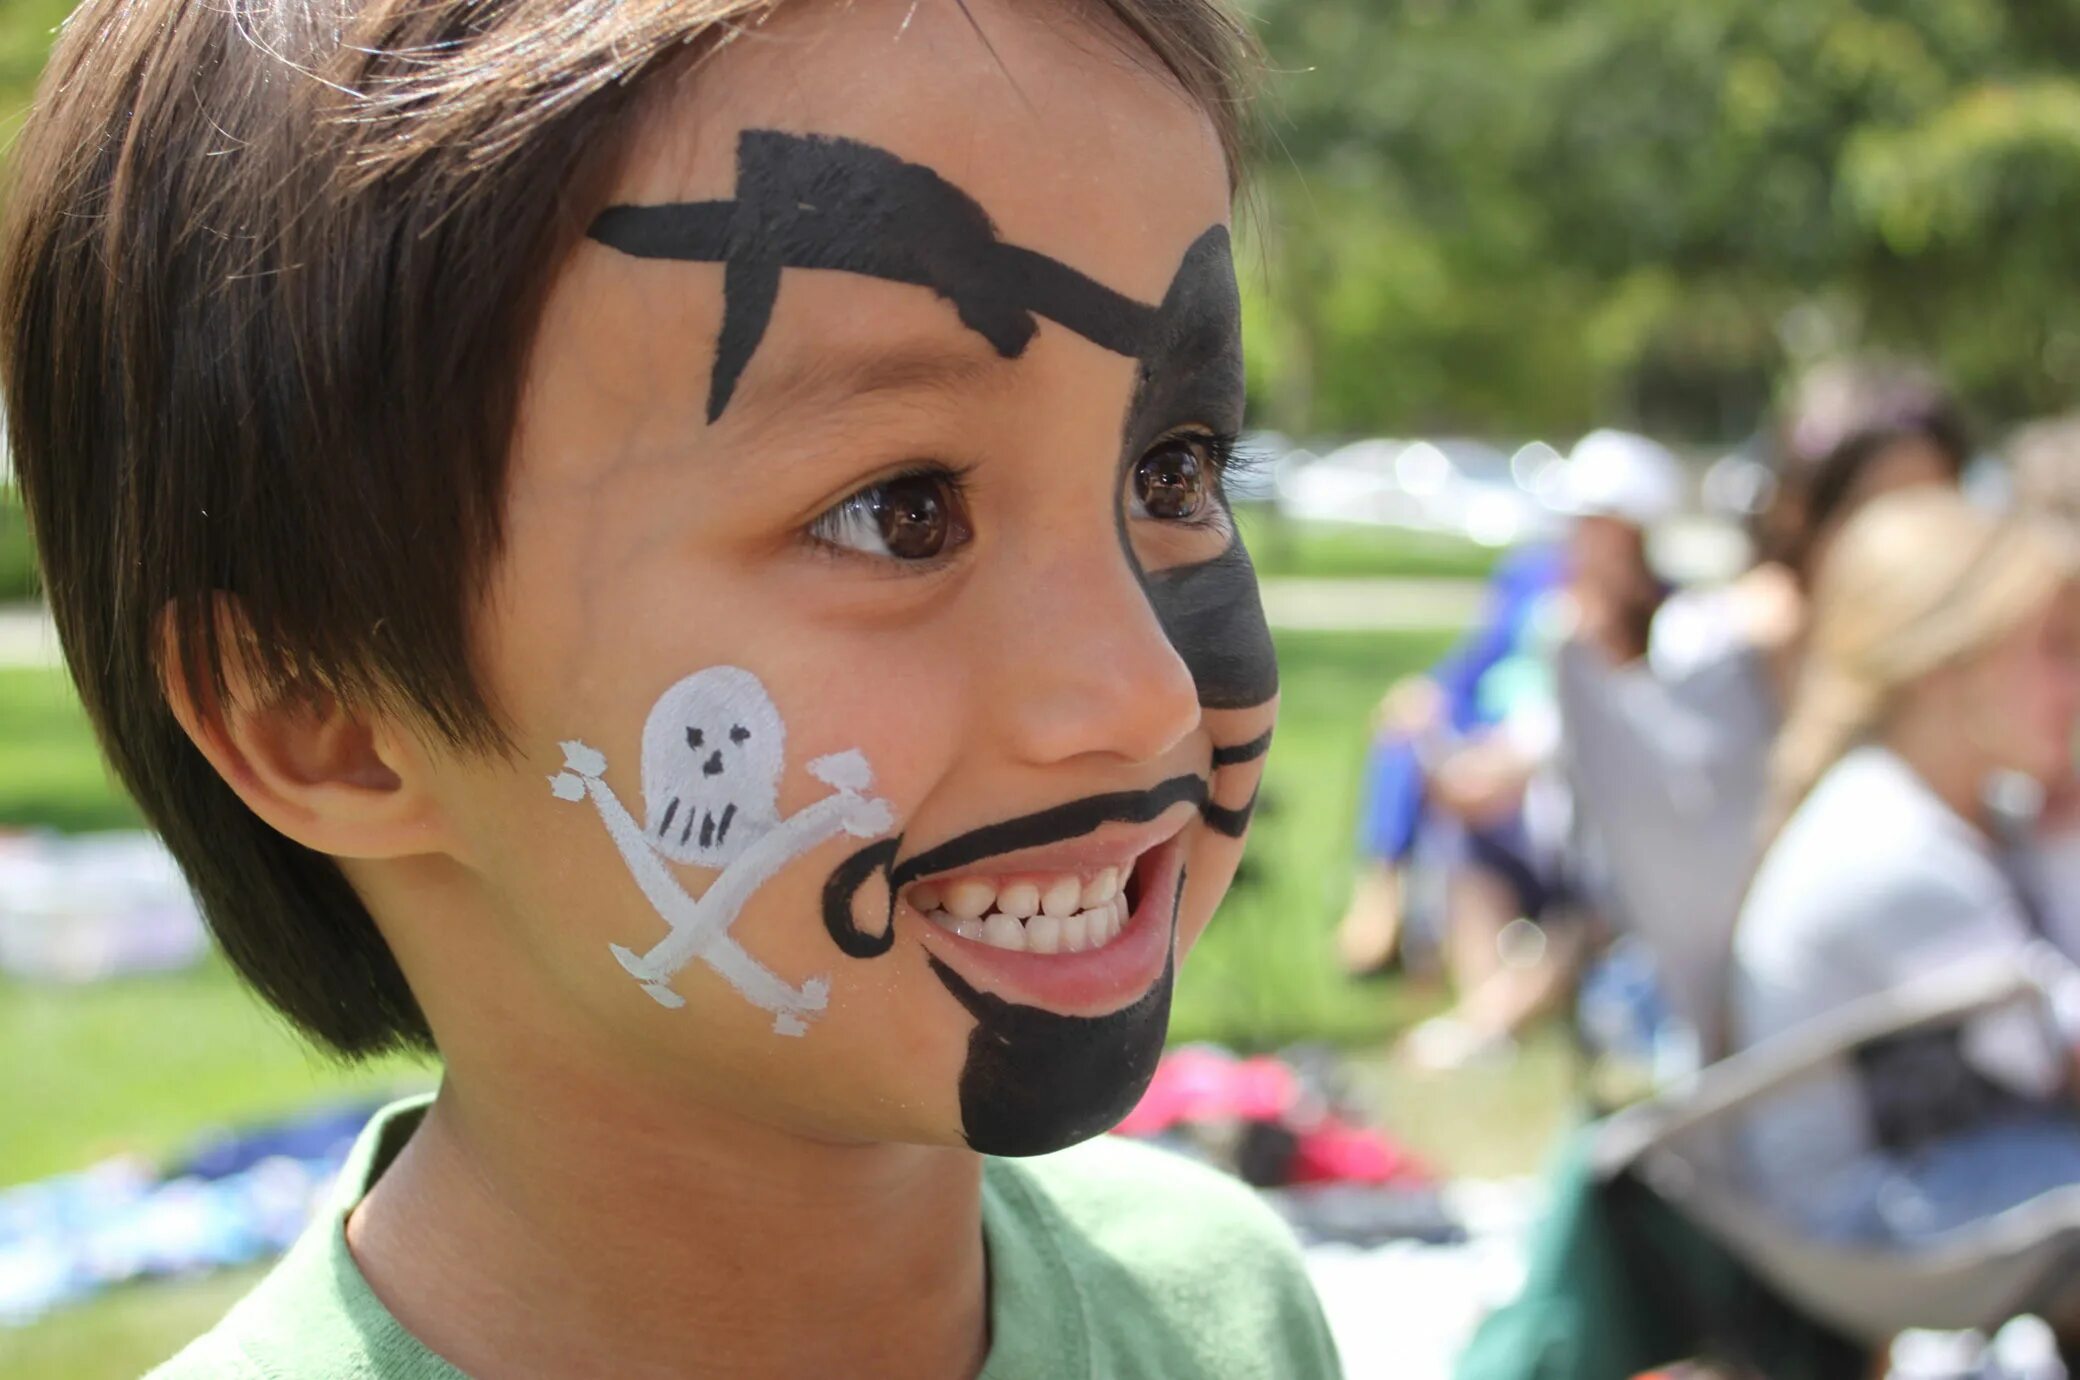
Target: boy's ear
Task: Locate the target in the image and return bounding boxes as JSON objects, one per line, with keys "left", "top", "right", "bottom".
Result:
{"left": 158, "top": 600, "right": 455, "bottom": 861}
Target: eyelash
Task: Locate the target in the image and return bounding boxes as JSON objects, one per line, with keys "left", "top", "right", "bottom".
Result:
{"left": 1177, "top": 429, "right": 1250, "bottom": 513}
{"left": 804, "top": 462, "right": 974, "bottom": 568}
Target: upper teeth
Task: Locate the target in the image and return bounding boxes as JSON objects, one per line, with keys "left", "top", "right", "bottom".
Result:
{"left": 909, "top": 867, "right": 1130, "bottom": 954}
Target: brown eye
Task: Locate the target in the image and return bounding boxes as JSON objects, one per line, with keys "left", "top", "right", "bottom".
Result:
{"left": 871, "top": 473, "right": 954, "bottom": 559}
{"left": 1134, "top": 438, "right": 1210, "bottom": 521}
{"left": 810, "top": 468, "right": 972, "bottom": 563}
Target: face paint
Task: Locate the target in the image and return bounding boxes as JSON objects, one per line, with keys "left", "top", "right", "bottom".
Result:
{"left": 822, "top": 779, "right": 1201, "bottom": 1154}
{"left": 639, "top": 667, "right": 783, "bottom": 866}
{"left": 1109, "top": 219, "right": 1278, "bottom": 718}
{"left": 594, "top": 133, "right": 1277, "bottom": 1142}
{"left": 590, "top": 130, "right": 1163, "bottom": 420}
{"left": 549, "top": 667, "right": 894, "bottom": 1035}
{"left": 590, "top": 128, "right": 1279, "bottom": 730}
{"left": 927, "top": 870, "right": 1184, "bottom": 1158}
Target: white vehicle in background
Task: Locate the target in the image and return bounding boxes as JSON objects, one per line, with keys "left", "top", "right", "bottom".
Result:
{"left": 1274, "top": 435, "right": 1564, "bottom": 547}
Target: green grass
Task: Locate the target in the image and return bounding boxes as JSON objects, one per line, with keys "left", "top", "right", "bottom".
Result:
{"left": 1237, "top": 508, "right": 1501, "bottom": 582}
{"left": 0, "top": 1268, "right": 270, "bottom": 1380}
{"left": 0, "top": 629, "right": 1581, "bottom": 1376}
{"left": 0, "top": 666, "right": 137, "bottom": 833}
{"left": 0, "top": 960, "right": 433, "bottom": 1183}
{"left": 1170, "top": 629, "right": 1456, "bottom": 1047}
{"left": 1172, "top": 630, "right": 1583, "bottom": 1180}
{"left": 0, "top": 496, "right": 36, "bottom": 606}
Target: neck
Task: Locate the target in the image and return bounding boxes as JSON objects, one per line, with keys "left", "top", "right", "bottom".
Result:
{"left": 1883, "top": 712, "right": 1993, "bottom": 836}
{"left": 345, "top": 1066, "right": 989, "bottom": 1380}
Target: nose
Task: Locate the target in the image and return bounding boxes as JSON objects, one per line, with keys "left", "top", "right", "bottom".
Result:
{"left": 702, "top": 750, "right": 724, "bottom": 777}
{"left": 986, "top": 543, "right": 1203, "bottom": 768}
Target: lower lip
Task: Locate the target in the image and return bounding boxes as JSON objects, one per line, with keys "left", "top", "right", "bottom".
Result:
{"left": 912, "top": 834, "right": 1184, "bottom": 1017}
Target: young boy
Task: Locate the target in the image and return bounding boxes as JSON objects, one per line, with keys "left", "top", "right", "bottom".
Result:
{"left": 1, "top": 0, "right": 1339, "bottom": 1374}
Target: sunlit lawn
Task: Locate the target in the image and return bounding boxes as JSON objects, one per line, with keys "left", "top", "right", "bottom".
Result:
{"left": 1239, "top": 507, "right": 1500, "bottom": 582}
{"left": 0, "top": 627, "right": 1576, "bottom": 1375}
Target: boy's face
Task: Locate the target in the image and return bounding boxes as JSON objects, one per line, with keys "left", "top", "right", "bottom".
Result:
{"left": 406, "top": 0, "right": 1275, "bottom": 1156}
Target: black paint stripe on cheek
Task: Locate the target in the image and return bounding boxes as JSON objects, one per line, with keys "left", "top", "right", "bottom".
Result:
{"left": 1211, "top": 727, "right": 1274, "bottom": 768}
{"left": 1200, "top": 784, "right": 1259, "bottom": 840}
{"left": 1105, "top": 225, "right": 1272, "bottom": 714}
{"left": 1141, "top": 535, "right": 1280, "bottom": 710}
{"left": 927, "top": 863, "right": 1186, "bottom": 1157}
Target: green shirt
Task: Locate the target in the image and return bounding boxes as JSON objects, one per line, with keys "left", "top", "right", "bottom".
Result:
{"left": 148, "top": 1096, "right": 1341, "bottom": 1379}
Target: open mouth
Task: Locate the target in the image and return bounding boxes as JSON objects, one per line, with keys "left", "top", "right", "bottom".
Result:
{"left": 906, "top": 861, "right": 1143, "bottom": 955}
{"left": 820, "top": 775, "right": 1212, "bottom": 972}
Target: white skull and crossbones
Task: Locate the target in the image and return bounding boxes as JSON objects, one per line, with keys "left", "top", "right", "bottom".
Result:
{"left": 550, "top": 666, "right": 893, "bottom": 1036}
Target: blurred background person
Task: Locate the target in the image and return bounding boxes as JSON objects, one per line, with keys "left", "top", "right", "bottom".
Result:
{"left": 2010, "top": 414, "right": 2080, "bottom": 547}
{"left": 1335, "top": 538, "right": 1567, "bottom": 981}
{"left": 2006, "top": 414, "right": 2080, "bottom": 965}
{"left": 1338, "top": 431, "right": 1683, "bottom": 1069}
{"left": 1556, "top": 361, "right": 1972, "bottom": 1073}
{"left": 1731, "top": 488, "right": 2080, "bottom": 1246}
{"left": 1657, "top": 358, "right": 1972, "bottom": 692}
{"left": 1757, "top": 360, "right": 1975, "bottom": 594}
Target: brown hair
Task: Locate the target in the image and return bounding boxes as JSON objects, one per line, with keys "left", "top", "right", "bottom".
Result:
{"left": 1756, "top": 359, "right": 1970, "bottom": 582}
{"left": 0, "top": 0, "right": 1255, "bottom": 1057}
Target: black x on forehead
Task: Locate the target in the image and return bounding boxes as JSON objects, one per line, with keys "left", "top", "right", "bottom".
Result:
{"left": 589, "top": 129, "right": 1226, "bottom": 421}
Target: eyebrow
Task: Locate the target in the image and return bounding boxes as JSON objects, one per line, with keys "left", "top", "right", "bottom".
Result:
{"left": 723, "top": 338, "right": 1015, "bottom": 429}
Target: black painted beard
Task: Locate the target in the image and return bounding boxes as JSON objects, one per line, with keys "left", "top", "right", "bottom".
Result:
{"left": 925, "top": 875, "right": 1181, "bottom": 1158}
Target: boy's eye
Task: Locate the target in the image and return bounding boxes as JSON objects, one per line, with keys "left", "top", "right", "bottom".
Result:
{"left": 1132, "top": 434, "right": 1223, "bottom": 522}
{"left": 809, "top": 468, "right": 973, "bottom": 562}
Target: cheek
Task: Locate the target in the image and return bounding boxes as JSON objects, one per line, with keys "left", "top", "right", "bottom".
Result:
{"left": 1175, "top": 830, "right": 1244, "bottom": 956}
{"left": 719, "top": 874, "right": 976, "bottom": 1129}
{"left": 1176, "top": 699, "right": 1275, "bottom": 952}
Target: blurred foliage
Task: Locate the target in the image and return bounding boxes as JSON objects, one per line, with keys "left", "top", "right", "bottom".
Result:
{"left": 0, "top": 0, "right": 69, "bottom": 134}
{"left": 8, "top": 0, "right": 2078, "bottom": 440}
{"left": 1241, "top": 0, "right": 2080, "bottom": 439}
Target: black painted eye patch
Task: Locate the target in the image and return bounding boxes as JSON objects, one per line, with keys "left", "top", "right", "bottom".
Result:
{"left": 589, "top": 129, "right": 1205, "bottom": 421}
{"left": 593, "top": 126, "right": 1278, "bottom": 720}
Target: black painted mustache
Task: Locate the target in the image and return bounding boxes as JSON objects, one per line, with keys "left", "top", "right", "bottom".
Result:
{"left": 821, "top": 760, "right": 1262, "bottom": 961}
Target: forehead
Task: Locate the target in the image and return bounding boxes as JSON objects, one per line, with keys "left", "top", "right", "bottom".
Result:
{"left": 594, "top": 0, "right": 1232, "bottom": 344}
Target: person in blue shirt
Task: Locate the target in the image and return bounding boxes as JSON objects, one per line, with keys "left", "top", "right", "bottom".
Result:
{"left": 1339, "top": 432, "right": 1680, "bottom": 1067}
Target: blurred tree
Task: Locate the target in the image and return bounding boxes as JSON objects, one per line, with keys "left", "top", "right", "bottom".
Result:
{"left": 1244, "top": 0, "right": 2080, "bottom": 439}
{"left": 0, "top": 0, "right": 72, "bottom": 133}
{"left": 3, "top": 0, "right": 2078, "bottom": 441}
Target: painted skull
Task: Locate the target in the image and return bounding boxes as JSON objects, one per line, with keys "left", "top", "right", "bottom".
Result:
{"left": 639, "top": 666, "right": 786, "bottom": 867}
